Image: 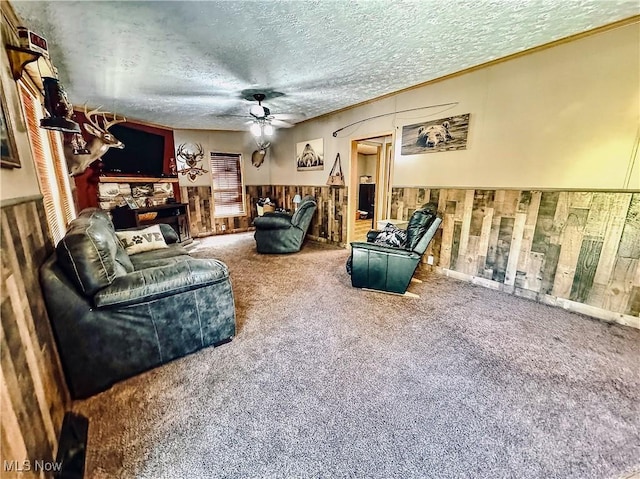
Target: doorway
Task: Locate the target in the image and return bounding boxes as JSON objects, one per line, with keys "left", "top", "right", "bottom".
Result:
{"left": 348, "top": 133, "right": 394, "bottom": 243}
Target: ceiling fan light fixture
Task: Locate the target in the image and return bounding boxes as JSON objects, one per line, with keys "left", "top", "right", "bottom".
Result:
{"left": 263, "top": 123, "right": 274, "bottom": 136}
{"left": 250, "top": 122, "right": 262, "bottom": 137}
{"left": 250, "top": 104, "right": 266, "bottom": 118}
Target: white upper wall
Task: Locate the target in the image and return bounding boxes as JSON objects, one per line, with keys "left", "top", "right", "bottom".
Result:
{"left": 268, "top": 21, "right": 640, "bottom": 190}
{"left": 4, "top": 20, "right": 636, "bottom": 202}
{"left": 358, "top": 154, "right": 377, "bottom": 179}
{"left": 173, "top": 129, "right": 270, "bottom": 187}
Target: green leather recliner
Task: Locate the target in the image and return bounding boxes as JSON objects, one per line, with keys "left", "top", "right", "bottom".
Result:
{"left": 349, "top": 205, "right": 442, "bottom": 294}
{"left": 253, "top": 196, "right": 317, "bottom": 253}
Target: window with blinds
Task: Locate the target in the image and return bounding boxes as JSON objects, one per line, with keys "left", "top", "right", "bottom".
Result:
{"left": 210, "top": 152, "right": 246, "bottom": 217}
{"left": 47, "top": 130, "right": 76, "bottom": 227}
{"left": 19, "top": 83, "right": 76, "bottom": 244}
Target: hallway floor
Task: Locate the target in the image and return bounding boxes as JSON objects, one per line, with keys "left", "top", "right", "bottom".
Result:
{"left": 353, "top": 218, "right": 374, "bottom": 242}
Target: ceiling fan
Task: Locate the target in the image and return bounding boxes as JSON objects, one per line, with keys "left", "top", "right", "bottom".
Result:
{"left": 246, "top": 92, "right": 296, "bottom": 134}
{"left": 246, "top": 92, "right": 296, "bottom": 168}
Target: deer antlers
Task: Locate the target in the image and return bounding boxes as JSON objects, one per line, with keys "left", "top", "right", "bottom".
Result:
{"left": 62, "top": 104, "right": 127, "bottom": 177}
{"left": 176, "top": 143, "right": 204, "bottom": 167}
{"left": 83, "top": 103, "right": 126, "bottom": 133}
{"left": 176, "top": 143, "right": 207, "bottom": 182}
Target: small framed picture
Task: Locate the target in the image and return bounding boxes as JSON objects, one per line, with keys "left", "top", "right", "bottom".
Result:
{"left": 1, "top": 83, "right": 20, "bottom": 169}
{"left": 123, "top": 195, "right": 139, "bottom": 209}
{"left": 296, "top": 138, "right": 324, "bottom": 171}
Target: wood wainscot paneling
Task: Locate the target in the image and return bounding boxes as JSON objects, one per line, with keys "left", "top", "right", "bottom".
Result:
{"left": 266, "top": 186, "right": 348, "bottom": 246}
{"left": 1, "top": 197, "right": 70, "bottom": 477}
{"left": 184, "top": 185, "right": 348, "bottom": 246}
{"left": 391, "top": 187, "right": 640, "bottom": 328}
{"left": 182, "top": 186, "right": 215, "bottom": 236}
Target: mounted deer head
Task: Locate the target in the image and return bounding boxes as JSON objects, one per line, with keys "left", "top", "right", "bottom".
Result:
{"left": 251, "top": 139, "right": 270, "bottom": 168}
{"left": 63, "top": 104, "right": 126, "bottom": 177}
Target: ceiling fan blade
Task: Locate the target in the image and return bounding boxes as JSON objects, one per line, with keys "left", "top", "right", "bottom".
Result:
{"left": 272, "top": 119, "right": 294, "bottom": 128}
{"left": 207, "top": 90, "right": 305, "bottom": 131}
{"left": 272, "top": 112, "right": 306, "bottom": 122}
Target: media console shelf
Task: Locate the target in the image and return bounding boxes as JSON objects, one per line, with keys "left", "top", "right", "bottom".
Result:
{"left": 111, "top": 203, "right": 191, "bottom": 243}
{"left": 99, "top": 176, "right": 179, "bottom": 183}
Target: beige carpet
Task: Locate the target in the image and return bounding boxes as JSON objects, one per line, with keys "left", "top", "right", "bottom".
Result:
{"left": 73, "top": 232, "right": 640, "bottom": 479}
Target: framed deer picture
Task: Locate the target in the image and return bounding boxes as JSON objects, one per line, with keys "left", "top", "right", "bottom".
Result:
{"left": 1, "top": 83, "right": 20, "bottom": 169}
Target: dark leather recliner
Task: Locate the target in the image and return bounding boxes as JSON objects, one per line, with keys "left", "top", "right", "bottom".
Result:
{"left": 253, "top": 196, "right": 317, "bottom": 253}
{"left": 349, "top": 205, "right": 442, "bottom": 295}
{"left": 40, "top": 208, "right": 236, "bottom": 398}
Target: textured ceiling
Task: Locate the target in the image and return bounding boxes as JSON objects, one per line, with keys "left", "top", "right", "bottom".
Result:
{"left": 10, "top": 1, "right": 639, "bottom": 131}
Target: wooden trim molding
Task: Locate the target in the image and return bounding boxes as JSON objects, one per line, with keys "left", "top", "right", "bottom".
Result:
{"left": 1, "top": 194, "right": 44, "bottom": 208}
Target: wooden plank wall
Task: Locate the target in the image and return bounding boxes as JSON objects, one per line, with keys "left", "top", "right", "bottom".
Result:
{"left": 392, "top": 188, "right": 640, "bottom": 322}
{"left": 1, "top": 198, "right": 69, "bottom": 477}
{"left": 182, "top": 185, "right": 348, "bottom": 246}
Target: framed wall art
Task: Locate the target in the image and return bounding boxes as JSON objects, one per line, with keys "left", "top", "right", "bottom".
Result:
{"left": 296, "top": 138, "right": 324, "bottom": 171}
{"left": 1, "top": 82, "right": 20, "bottom": 169}
{"left": 401, "top": 113, "right": 470, "bottom": 156}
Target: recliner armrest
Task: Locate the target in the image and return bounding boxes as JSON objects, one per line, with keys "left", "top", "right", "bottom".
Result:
{"left": 94, "top": 258, "right": 228, "bottom": 308}
{"left": 253, "top": 215, "right": 294, "bottom": 230}
{"left": 158, "top": 223, "right": 180, "bottom": 244}
{"left": 350, "top": 241, "right": 420, "bottom": 259}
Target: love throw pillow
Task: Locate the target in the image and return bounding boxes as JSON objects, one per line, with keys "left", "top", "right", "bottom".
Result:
{"left": 116, "top": 225, "right": 169, "bottom": 255}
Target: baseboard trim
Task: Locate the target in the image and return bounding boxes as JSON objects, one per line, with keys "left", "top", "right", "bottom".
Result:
{"left": 306, "top": 234, "right": 345, "bottom": 247}
{"left": 362, "top": 288, "right": 419, "bottom": 298}
{"left": 436, "top": 267, "right": 640, "bottom": 330}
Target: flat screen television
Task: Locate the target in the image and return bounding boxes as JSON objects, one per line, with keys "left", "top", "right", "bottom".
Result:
{"left": 100, "top": 124, "right": 165, "bottom": 176}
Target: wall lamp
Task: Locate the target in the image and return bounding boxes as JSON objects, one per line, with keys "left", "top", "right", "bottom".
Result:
{"left": 40, "top": 77, "right": 81, "bottom": 133}
{"left": 293, "top": 194, "right": 302, "bottom": 210}
{"left": 5, "top": 30, "right": 81, "bottom": 134}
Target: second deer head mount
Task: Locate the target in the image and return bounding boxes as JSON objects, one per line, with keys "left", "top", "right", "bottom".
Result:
{"left": 63, "top": 104, "right": 126, "bottom": 177}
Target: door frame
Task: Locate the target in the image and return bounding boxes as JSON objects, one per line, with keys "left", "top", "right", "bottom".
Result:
{"left": 347, "top": 130, "right": 395, "bottom": 246}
